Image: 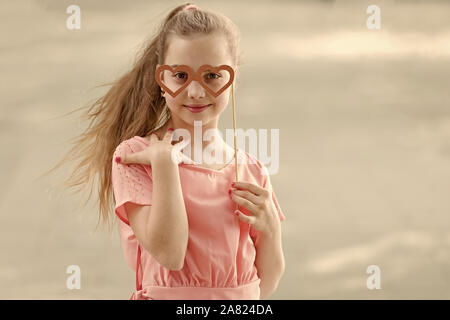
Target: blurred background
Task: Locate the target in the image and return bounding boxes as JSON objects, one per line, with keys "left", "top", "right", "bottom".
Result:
{"left": 1, "top": 0, "right": 450, "bottom": 299}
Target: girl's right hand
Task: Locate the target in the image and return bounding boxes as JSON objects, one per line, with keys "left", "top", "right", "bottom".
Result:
{"left": 117, "top": 129, "right": 193, "bottom": 167}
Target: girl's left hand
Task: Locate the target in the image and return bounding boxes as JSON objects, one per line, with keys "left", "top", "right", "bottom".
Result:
{"left": 230, "top": 181, "right": 281, "bottom": 236}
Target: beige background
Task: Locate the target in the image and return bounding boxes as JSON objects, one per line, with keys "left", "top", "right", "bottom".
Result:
{"left": 1, "top": 0, "right": 450, "bottom": 299}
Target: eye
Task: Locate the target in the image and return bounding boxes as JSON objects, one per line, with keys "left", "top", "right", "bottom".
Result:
{"left": 205, "top": 73, "right": 221, "bottom": 80}
{"left": 173, "top": 72, "right": 187, "bottom": 80}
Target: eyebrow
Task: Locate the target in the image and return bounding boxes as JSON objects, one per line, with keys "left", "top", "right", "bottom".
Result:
{"left": 170, "top": 64, "right": 214, "bottom": 68}
{"left": 169, "top": 64, "right": 217, "bottom": 71}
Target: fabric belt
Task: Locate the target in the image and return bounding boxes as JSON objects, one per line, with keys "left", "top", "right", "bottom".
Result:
{"left": 130, "top": 278, "right": 261, "bottom": 300}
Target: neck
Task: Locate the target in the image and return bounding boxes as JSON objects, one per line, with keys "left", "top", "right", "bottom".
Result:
{"left": 163, "top": 117, "right": 232, "bottom": 165}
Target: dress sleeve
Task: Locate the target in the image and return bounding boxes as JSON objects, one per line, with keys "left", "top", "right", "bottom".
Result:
{"left": 264, "top": 174, "right": 285, "bottom": 222}
{"left": 111, "top": 141, "right": 153, "bottom": 226}
{"left": 249, "top": 173, "right": 285, "bottom": 240}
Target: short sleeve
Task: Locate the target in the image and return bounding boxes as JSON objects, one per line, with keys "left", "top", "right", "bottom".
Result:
{"left": 111, "top": 140, "right": 153, "bottom": 225}
{"left": 249, "top": 174, "right": 285, "bottom": 240}
{"left": 264, "top": 174, "right": 285, "bottom": 222}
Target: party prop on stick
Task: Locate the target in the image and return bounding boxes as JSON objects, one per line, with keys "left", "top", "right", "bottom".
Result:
{"left": 230, "top": 80, "right": 238, "bottom": 183}
{"left": 155, "top": 64, "right": 239, "bottom": 183}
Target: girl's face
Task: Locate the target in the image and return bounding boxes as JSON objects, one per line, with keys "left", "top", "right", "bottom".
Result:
{"left": 157, "top": 32, "right": 235, "bottom": 128}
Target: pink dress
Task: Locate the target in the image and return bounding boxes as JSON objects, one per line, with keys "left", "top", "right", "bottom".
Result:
{"left": 111, "top": 136, "right": 285, "bottom": 300}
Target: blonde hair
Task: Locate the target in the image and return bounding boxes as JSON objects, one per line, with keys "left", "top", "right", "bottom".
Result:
{"left": 40, "top": 3, "right": 243, "bottom": 231}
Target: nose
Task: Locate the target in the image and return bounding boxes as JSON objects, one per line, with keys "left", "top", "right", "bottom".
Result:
{"left": 186, "top": 80, "right": 206, "bottom": 99}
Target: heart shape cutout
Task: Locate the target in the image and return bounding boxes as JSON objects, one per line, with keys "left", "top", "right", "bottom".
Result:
{"left": 155, "top": 64, "right": 235, "bottom": 98}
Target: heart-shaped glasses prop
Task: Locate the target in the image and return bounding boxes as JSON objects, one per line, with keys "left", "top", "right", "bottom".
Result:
{"left": 155, "top": 64, "right": 235, "bottom": 98}
{"left": 155, "top": 64, "right": 240, "bottom": 185}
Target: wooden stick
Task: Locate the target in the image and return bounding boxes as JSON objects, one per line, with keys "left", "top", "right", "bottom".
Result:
{"left": 231, "top": 81, "right": 238, "bottom": 182}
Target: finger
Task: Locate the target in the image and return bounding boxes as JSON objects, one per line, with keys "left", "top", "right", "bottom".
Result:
{"left": 163, "top": 128, "right": 174, "bottom": 143}
{"left": 232, "top": 181, "right": 267, "bottom": 197}
{"left": 231, "top": 193, "right": 259, "bottom": 214}
{"left": 235, "top": 209, "right": 256, "bottom": 225}
{"left": 231, "top": 189, "right": 262, "bottom": 206}
{"left": 149, "top": 132, "right": 159, "bottom": 143}
{"left": 179, "top": 152, "right": 196, "bottom": 165}
{"left": 169, "top": 148, "right": 195, "bottom": 165}
{"left": 171, "top": 135, "right": 183, "bottom": 145}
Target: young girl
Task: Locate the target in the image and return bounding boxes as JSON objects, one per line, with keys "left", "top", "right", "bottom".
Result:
{"left": 60, "top": 2, "right": 285, "bottom": 300}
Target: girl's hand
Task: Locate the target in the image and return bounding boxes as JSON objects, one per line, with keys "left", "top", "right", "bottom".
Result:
{"left": 230, "top": 181, "right": 281, "bottom": 236}
{"left": 116, "top": 129, "right": 194, "bottom": 167}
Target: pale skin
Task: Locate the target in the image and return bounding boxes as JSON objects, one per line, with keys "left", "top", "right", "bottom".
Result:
{"left": 230, "top": 181, "right": 285, "bottom": 300}
{"left": 117, "top": 31, "right": 285, "bottom": 299}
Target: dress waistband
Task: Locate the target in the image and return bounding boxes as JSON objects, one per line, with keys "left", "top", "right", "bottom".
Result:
{"left": 130, "top": 278, "right": 261, "bottom": 300}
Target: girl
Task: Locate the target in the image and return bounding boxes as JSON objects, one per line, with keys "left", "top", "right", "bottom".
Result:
{"left": 55, "top": 2, "right": 285, "bottom": 300}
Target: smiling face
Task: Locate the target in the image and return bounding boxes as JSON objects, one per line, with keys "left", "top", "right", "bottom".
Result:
{"left": 157, "top": 32, "right": 235, "bottom": 128}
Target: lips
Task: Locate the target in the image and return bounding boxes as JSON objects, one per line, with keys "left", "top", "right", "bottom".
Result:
{"left": 184, "top": 104, "right": 211, "bottom": 108}
{"left": 183, "top": 104, "right": 211, "bottom": 113}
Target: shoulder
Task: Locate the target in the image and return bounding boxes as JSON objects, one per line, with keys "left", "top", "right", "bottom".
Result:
{"left": 242, "top": 151, "right": 268, "bottom": 172}
{"left": 239, "top": 150, "right": 270, "bottom": 182}
{"left": 111, "top": 136, "right": 153, "bottom": 175}
{"left": 114, "top": 136, "right": 148, "bottom": 156}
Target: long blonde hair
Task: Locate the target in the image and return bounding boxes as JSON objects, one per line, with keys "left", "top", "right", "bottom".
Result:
{"left": 39, "top": 3, "right": 243, "bottom": 231}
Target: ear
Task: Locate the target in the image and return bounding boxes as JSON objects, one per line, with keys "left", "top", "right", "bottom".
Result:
{"left": 155, "top": 63, "right": 164, "bottom": 82}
